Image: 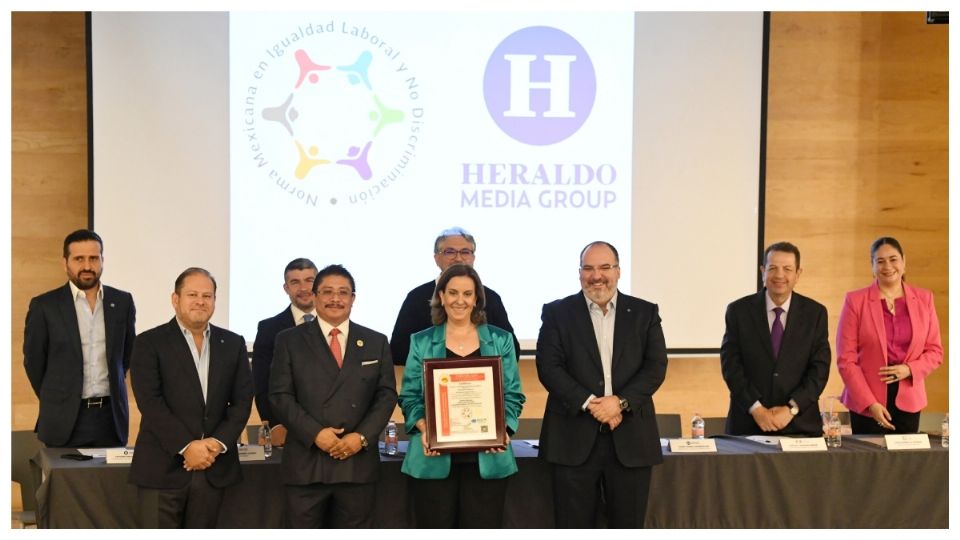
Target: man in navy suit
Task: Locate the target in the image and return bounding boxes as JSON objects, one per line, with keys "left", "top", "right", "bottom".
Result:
{"left": 24, "top": 229, "right": 136, "bottom": 447}
{"left": 390, "top": 226, "right": 519, "bottom": 365}
{"left": 270, "top": 264, "right": 397, "bottom": 528}
{"left": 129, "top": 267, "right": 253, "bottom": 528}
{"left": 536, "top": 241, "right": 668, "bottom": 528}
{"left": 720, "top": 242, "right": 831, "bottom": 436}
{"left": 252, "top": 258, "right": 318, "bottom": 446}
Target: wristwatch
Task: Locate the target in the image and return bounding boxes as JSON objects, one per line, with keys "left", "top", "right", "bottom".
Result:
{"left": 358, "top": 434, "right": 368, "bottom": 449}
{"left": 618, "top": 397, "right": 630, "bottom": 411}
{"left": 788, "top": 400, "right": 799, "bottom": 416}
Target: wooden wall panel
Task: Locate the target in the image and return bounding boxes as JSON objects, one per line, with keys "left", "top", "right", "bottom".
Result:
{"left": 9, "top": 12, "right": 948, "bottom": 446}
{"left": 11, "top": 12, "right": 90, "bottom": 433}
{"left": 765, "top": 12, "right": 949, "bottom": 414}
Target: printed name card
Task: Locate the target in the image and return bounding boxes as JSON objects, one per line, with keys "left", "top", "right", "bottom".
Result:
{"left": 238, "top": 445, "right": 266, "bottom": 461}
{"left": 669, "top": 438, "right": 718, "bottom": 453}
{"left": 105, "top": 448, "right": 135, "bottom": 464}
{"left": 885, "top": 434, "right": 931, "bottom": 451}
{"left": 779, "top": 437, "right": 828, "bottom": 452}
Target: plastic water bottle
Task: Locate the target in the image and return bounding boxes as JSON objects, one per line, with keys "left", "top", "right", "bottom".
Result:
{"left": 942, "top": 413, "right": 949, "bottom": 448}
{"left": 691, "top": 413, "right": 705, "bottom": 439}
{"left": 384, "top": 420, "right": 399, "bottom": 456}
{"left": 259, "top": 421, "right": 272, "bottom": 458}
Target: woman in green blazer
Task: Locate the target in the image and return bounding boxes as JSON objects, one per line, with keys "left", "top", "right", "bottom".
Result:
{"left": 398, "top": 264, "right": 524, "bottom": 528}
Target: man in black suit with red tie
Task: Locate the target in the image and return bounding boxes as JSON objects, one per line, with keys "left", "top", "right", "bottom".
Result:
{"left": 24, "top": 229, "right": 136, "bottom": 448}
{"left": 270, "top": 264, "right": 397, "bottom": 528}
{"left": 252, "top": 258, "right": 318, "bottom": 446}
{"left": 129, "top": 268, "right": 253, "bottom": 528}
{"left": 536, "top": 241, "right": 668, "bottom": 528}
{"left": 720, "top": 242, "right": 831, "bottom": 436}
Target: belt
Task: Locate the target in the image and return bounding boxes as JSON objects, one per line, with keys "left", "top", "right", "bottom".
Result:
{"left": 82, "top": 396, "right": 110, "bottom": 408}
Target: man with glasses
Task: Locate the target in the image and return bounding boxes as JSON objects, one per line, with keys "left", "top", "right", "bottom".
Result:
{"left": 390, "top": 226, "right": 519, "bottom": 365}
{"left": 269, "top": 264, "right": 397, "bottom": 528}
{"left": 252, "top": 258, "right": 318, "bottom": 447}
{"left": 536, "top": 241, "right": 668, "bottom": 528}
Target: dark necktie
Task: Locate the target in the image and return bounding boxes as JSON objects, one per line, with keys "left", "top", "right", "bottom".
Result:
{"left": 329, "top": 328, "right": 343, "bottom": 368}
{"left": 771, "top": 307, "right": 785, "bottom": 358}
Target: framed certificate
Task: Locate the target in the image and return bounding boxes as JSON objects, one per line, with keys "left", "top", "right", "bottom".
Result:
{"left": 423, "top": 356, "right": 507, "bottom": 453}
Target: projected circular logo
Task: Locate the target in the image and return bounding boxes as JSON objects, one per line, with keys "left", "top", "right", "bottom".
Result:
{"left": 242, "top": 25, "right": 423, "bottom": 207}
{"left": 483, "top": 26, "right": 595, "bottom": 146}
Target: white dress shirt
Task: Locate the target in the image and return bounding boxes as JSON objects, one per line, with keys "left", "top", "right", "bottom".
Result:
{"left": 69, "top": 281, "right": 110, "bottom": 399}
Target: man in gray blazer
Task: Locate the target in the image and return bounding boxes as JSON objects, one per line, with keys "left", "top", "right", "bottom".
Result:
{"left": 270, "top": 264, "right": 397, "bottom": 528}
{"left": 24, "top": 229, "right": 136, "bottom": 447}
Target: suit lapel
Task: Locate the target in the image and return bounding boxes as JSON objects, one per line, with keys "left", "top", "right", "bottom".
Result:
{"left": 779, "top": 294, "right": 804, "bottom": 360}
{"left": 102, "top": 287, "right": 119, "bottom": 364}
{"left": 304, "top": 321, "right": 342, "bottom": 382}
{"left": 901, "top": 283, "right": 923, "bottom": 362}
{"left": 569, "top": 293, "right": 603, "bottom": 370}
{"left": 165, "top": 319, "right": 207, "bottom": 409}
{"left": 866, "top": 284, "right": 889, "bottom": 363}
{"left": 751, "top": 291, "right": 776, "bottom": 360}
{"left": 330, "top": 322, "right": 364, "bottom": 393}
{"left": 206, "top": 325, "right": 227, "bottom": 408}
{"left": 611, "top": 293, "right": 631, "bottom": 368}
{"left": 57, "top": 284, "right": 84, "bottom": 362}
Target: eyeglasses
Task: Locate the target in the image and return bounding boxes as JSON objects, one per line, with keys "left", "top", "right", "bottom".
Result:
{"left": 439, "top": 248, "right": 475, "bottom": 258}
{"left": 579, "top": 264, "right": 619, "bottom": 274}
{"left": 316, "top": 289, "right": 353, "bottom": 299}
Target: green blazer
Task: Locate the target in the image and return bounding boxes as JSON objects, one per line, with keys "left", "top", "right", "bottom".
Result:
{"left": 399, "top": 323, "right": 524, "bottom": 479}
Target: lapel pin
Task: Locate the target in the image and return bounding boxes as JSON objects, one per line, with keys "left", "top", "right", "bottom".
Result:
{"left": 356, "top": 339, "right": 364, "bottom": 347}
{"left": 109, "top": 303, "right": 115, "bottom": 308}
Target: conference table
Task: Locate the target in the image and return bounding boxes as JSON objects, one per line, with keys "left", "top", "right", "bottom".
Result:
{"left": 33, "top": 435, "right": 947, "bottom": 528}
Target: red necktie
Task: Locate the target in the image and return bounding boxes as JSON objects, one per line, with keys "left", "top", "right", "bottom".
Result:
{"left": 329, "top": 328, "right": 343, "bottom": 368}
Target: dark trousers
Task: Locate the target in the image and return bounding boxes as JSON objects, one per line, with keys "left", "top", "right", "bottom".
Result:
{"left": 850, "top": 382, "right": 921, "bottom": 434}
{"left": 409, "top": 462, "right": 508, "bottom": 528}
{"left": 64, "top": 398, "right": 121, "bottom": 448}
{"left": 552, "top": 430, "right": 653, "bottom": 528}
{"left": 137, "top": 472, "right": 224, "bottom": 528}
{"left": 285, "top": 482, "right": 375, "bottom": 528}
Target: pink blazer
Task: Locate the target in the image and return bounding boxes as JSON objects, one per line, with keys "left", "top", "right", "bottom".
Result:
{"left": 836, "top": 282, "right": 943, "bottom": 414}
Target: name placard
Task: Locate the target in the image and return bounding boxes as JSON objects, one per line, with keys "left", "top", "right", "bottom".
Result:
{"left": 669, "top": 439, "right": 718, "bottom": 453}
{"left": 779, "top": 437, "right": 828, "bottom": 452}
{"left": 885, "top": 434, "right": 931, "bottom": 451}
{"left": 105, "top": 448, "right": 135, "bottom": 464}
{"left": 238, "top": 445, "right": 266, "bottom": 461}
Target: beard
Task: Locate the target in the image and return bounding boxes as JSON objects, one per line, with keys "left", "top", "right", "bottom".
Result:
{"left": 70, "top": 271, "right": 101, "bottom": 290}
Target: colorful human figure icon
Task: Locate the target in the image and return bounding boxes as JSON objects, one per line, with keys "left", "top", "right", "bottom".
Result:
{"left": 294, "top": 141, "right": 331, "bottom": 179}
{"left": 337, "top": 51, "right": 373, "bottom": 90}
{"left": 336, "top": 141, "right": 373, "bottom": 180}
{"left": 294, "top": 49, "right": 331, "bottom": 89}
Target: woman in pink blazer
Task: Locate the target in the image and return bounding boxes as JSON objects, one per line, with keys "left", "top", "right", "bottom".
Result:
{"left": 836, "top": 237, "right": 943, "bottom": 434}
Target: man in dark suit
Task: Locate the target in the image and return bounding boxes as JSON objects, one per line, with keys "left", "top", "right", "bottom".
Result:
{"left": 252, "top": 257, "right": 318, "bottom": 446}
{"left": 129, "top": 267, "right": 253, "bottom": 528}
{"left": 720, "top": 241, "right": 831, "bottom": 436}
{"left": 390, "top": 226, "right": 519, "bottom": 365}
{"left": 270, "top": 264, "right": 397, "bottom": 528}
{"left": 536, "top": 241, "right": 668, "bottom": 528}
{"left": 23, "top": 229, "right": 136, "bottom": 447}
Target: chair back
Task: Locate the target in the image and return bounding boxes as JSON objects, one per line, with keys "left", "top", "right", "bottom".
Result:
{"left": 11, "top": 430, "right": 43, "bottom": 524}
{"left": 655, "top": 413, "right": 682, "bottom": 438}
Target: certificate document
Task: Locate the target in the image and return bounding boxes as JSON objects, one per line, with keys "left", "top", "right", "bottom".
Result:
{"left": 423, "top": 356, "right": 507, "bottom": 452}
